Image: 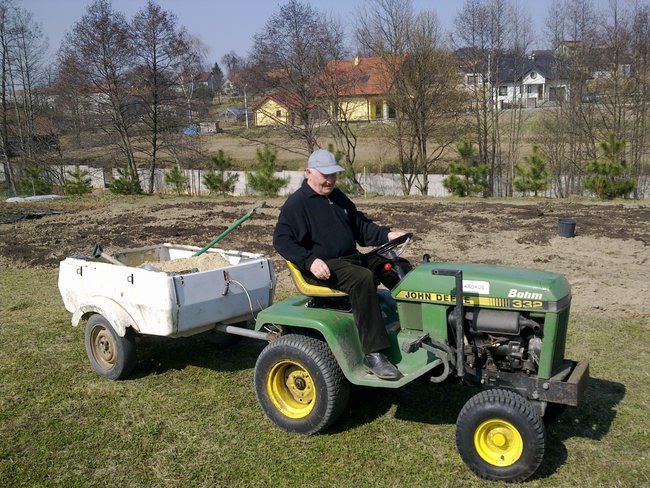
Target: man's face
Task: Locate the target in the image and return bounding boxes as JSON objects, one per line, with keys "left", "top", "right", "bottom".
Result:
{"left": 306, "top": 168, "right": 337, "bottom": 196}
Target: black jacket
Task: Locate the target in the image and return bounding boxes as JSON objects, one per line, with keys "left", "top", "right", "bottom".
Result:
{"left": 273, "top": 180, "right": 390, "bottom": 270}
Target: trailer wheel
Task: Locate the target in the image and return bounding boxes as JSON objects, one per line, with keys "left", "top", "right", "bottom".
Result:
{"left": 456, "top": 389, "right": 545, "bottom": 483}
{"left": 254, "top": 334, "right": 350, "bottom": 435}
{"left": 85, "top": 314, "right": 136, "bottom": 380}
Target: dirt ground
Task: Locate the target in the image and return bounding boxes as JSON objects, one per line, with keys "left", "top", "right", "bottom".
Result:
{"left": 1, "top": 195, "right": 648, "bottom": 319}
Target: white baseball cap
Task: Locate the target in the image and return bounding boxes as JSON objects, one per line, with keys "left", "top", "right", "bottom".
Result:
{"left": 307, "top": 149, "right": 344, "bottom": 175}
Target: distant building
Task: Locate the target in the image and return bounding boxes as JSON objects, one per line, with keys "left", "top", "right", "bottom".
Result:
{"left": 218, "top": 107, "right": 251, "bottom": 123}
{"left": 320, "top": 56, "right": 397, "bottom": 122}
{"left": 456, "top": 48, "right": 571, "bottom": 109}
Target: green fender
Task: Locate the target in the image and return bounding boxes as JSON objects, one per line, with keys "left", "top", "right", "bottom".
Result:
{"left": 254, "top": 292, "right": 445, "bottom": 388}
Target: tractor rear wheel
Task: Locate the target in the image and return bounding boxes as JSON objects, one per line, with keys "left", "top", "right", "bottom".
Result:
{"left": 456, "top": 388, "right": 545, "bottom": 483}
{"left": 254, "top": 334, "right": 350, "bottom": 435}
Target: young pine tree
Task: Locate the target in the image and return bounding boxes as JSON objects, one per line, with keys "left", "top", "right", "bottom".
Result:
{"left": 109, "top": 166, "right": 143, "bottom": 195}
{"left": 583, "top": 133, "right": 636, "bottom": 199}
{"left": 247, "top": 145, "right": 288, "bottom": 197}
{"left": 203, "top": 150, "right": 239, "bottom": 196}
{"left": 443, "top": 139, "right": 489, "bottom": 197}
{"left": 20, "top": 161, "right": 52, "bottom": 196}
{"left": 64, "top": 165, "right": 93, "bottom": 195}
{"left": 164, "top": 165, "right": 189, "bottom": 196}
{"left": 513, "top": 146, "right": 550, "bottom": 197}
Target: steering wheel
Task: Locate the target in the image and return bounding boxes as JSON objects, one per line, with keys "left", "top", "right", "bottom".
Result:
{"left": 368, "top": 232, "right": 413, "bottom": 258}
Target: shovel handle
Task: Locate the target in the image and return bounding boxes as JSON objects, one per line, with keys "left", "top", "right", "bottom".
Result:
{"left": 91, "top": 243, "right": 124, "bottom": 266}
{"left": 193, "top": 201, "right": 266, "bottom": 257}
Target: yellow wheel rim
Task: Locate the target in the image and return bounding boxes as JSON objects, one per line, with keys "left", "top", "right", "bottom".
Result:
{"left": 474, "top": 419, "right": 524, "bottom": 467}
{"left": 267, "top": 360, "right": 316, "bottom": 419}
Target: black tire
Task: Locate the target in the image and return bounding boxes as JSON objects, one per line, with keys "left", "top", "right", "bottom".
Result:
{"left": 84, "top": 314, "right": 136, "bottom": 380}
{"left": 456, "top": 388, "right": 546, "bottom": 483}
{"left": 254, "top": 334, "right": 350, "bottom": 435}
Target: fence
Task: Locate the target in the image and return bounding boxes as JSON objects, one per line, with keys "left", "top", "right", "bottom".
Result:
{"left": 1, "top": 164, "right": 648, "bottom": 199}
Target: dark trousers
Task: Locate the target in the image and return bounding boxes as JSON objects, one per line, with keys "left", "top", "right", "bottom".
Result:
{"left": 309, "top": 252, "right": 411, "bottom": 354}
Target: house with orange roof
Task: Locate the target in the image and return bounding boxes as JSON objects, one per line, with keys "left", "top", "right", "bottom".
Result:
{"left": 252, "top": 56, "right": 397, "bottom": 127}
{"left": 320, "top": 56, "right": 396, "bottom": 122}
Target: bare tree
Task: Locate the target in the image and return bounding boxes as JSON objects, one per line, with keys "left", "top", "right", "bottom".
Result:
{"left": 453, "top": 0, "right": 513, "bottom": 196}
{"left": 590, "top": 0, "right": 649, "bottom": 197}
{"left": 500, "top": 5, "right": 534, "bottom": 196}
{"left": 58, "top": 0, "right": 139, "bottom": 185}
{"left": 537, "top": 0, "right": 601, "bottom": 196}
{"left": 131, "top": 0, "right": 197, "bottom": 192}
{"left": 0, "top": 1, "right": 50, "bottom": 193}
{"left": 249, "top": 0, "right": 343, "bottom": 154}
{"left": 628, "top": 2, "right": 649, "bottom": 197}
{"left": 358, "top": 0, "right": 466, "bottom": 195}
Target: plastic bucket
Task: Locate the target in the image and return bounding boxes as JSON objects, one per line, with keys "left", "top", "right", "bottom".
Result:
{"left": 557, "top": 218, "right": 576, "bottom": 238}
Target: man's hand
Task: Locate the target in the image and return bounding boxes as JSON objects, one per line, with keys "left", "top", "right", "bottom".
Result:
{"left": 310, "top": 258, "right": 331, "bottom": 280}
{"left": 387, "top": 230, "right": 407, "bottom": 241}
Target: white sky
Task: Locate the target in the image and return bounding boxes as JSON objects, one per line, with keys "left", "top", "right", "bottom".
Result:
{"left": 20, "top": 0, "right": 620, "bottom": 68}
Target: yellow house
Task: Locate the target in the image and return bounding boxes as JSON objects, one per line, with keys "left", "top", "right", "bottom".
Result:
{"left": 321, "top": 56, "right": 396, "bottom": 122}
{"left": 253, "top": 93, "right": 303, "bottom": 127}
{"left": 252, "top": 57, "right": 397, "bottom": 127}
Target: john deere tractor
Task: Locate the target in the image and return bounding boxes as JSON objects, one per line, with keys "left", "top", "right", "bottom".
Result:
{"left": 252, "top": 234, "right": 588, "bottom": 483}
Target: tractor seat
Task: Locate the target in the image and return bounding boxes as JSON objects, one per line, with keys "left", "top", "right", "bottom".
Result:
{"left": 285, "top": 260, "right": 348, "bottom": 297}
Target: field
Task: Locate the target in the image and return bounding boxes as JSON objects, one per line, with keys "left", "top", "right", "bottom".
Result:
{"left": 1, "top": 193, "right": 649, "bottom": 487}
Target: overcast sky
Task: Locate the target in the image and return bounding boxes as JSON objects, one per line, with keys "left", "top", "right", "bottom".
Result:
{"left": 20, "top": 0, "right": 617, "bottom": 69}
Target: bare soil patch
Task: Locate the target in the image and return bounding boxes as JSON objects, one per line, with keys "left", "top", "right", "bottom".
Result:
{"left": 1, "top": 195, "right": 648, "bottom": 320}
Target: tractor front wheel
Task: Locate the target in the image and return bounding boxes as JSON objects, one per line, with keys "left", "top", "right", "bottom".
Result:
{"left": 456, "top": 388, "right": 546, "bottom": 483}
{"left": 254, "top": 334, "right": 350, "bottom": 435}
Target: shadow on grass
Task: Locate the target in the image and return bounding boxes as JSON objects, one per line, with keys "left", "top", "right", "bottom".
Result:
{"left": 128, "top": 334, "right": 264, "bottom": 380}
{"left": 330, "top": 375, "right": 625, "bottom": 483}
{"left": 331, "top": 378, "right": 478, "bottom": 434}
{"left": 536, "top": 376, "right": 626, "bottom": 479}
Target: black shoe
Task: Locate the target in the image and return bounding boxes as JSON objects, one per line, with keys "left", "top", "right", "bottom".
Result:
{"left": 364, "top": 352, "right": 401, "bottom": 380}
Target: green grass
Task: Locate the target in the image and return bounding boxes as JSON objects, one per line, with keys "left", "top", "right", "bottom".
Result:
{"left": 1, "top": 267, "right": 648, "bottom": 487}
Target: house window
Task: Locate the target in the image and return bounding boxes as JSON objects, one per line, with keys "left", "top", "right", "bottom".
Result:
{"left": 374, "top": 101, "right": 383, "bottom": 119}
{"left": 549, "top": 86, "right": 566, "bottom": 101}
{"left": 276, "top": 110, "right": 282, "bottom": 117}
{"left": 527, "top": 85, "right": 535, "bottom": 94}
{"left": 467, "top": 75, "right": 478, "bottom": 85}
{"left": 498, "top": 86, "right": 508, "bottom": 96}
{"left": 387, "top": 102, "right": 396, "bottom": 119}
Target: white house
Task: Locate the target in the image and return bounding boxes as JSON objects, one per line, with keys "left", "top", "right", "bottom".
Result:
{"left": 494, "top": 51, "right": 570, "bottom": 109}
{"left": 457, "top": 49, "right": 571, "bottom": 109}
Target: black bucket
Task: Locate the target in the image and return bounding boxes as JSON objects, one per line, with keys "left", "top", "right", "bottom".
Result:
{"left": 557, "top": 218, "right": 576, "bottom": 238}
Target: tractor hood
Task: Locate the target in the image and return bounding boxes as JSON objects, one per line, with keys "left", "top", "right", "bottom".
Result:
{"left": 392, "top": 262, "right": 571, "bottom": 313}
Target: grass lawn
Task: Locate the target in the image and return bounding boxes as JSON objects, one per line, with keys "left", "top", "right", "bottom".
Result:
{"left": 1, "top": 267, "right": 648, "bottom": 487}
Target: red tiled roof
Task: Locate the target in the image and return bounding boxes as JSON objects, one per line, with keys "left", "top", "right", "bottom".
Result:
{"left": 321, "top": 57, "right": 396, "bottom": 97}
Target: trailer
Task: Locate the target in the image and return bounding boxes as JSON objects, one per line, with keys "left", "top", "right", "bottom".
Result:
{"left": 58, "top": 243, "right": 276, "bottom": 379}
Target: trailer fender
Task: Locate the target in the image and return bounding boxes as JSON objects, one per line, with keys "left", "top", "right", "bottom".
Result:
{"left": 71, "top": 297, "right": 139, "bottom": 337}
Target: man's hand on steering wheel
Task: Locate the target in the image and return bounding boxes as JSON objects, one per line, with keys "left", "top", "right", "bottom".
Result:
{"left": 368, "top": 232, "right": 413, "bottom": 258}
{"left": 387, "top": 230, "right": 406, "bottom": 241}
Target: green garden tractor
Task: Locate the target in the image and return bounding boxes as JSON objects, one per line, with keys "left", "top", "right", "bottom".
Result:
{"left": 252, "top": 234, "right": 589, "bottom": 483}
